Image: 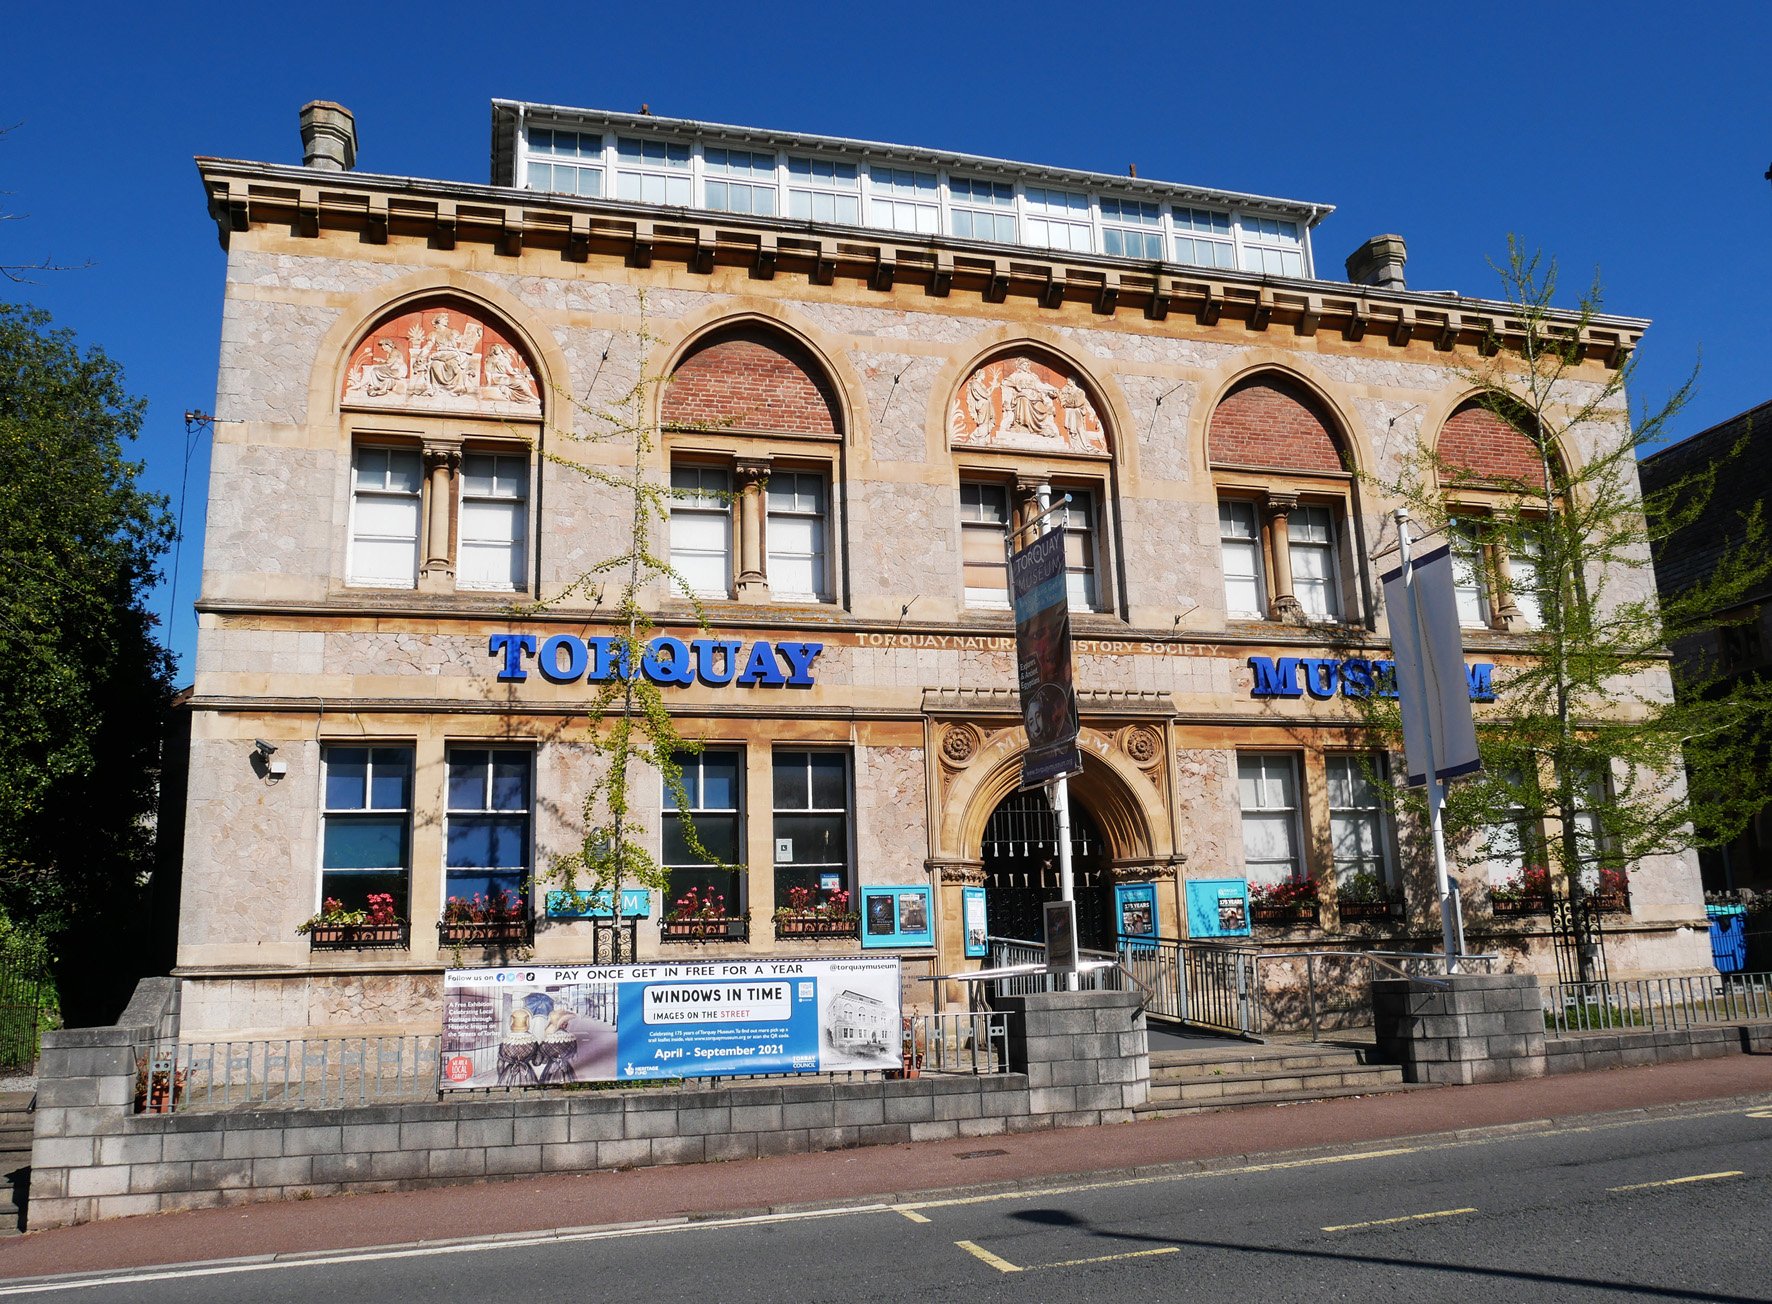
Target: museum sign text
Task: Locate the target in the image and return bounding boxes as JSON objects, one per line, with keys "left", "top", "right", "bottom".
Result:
{"left": 1247, "top": 655, "right": 1494, "bottom": 702}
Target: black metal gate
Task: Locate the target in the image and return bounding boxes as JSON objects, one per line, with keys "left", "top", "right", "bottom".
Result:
{"left": 1551, "top": 891, "right": 1608, "bottom": 986}
{"left": 981, "top": 789, "right": 1113, "bottom": 950}
{"left": 0, "top": 961, "right": 51, "bottom": 1069}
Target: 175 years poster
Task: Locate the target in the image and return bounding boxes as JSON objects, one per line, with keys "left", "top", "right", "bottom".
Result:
{"left": 440, "top": 956, "right": 902, "bottom": 1088}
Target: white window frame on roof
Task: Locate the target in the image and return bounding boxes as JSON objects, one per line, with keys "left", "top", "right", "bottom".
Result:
{"left": 703, "top": 146, "right": 779, "bottom": 217}
{"left": 867, "top": 165, "right": 939, "bottom": 234}
{"left": 522, "top": 126, "right": 605, "bottom": 199}
{"left": 510, "top": 117, "right": 1317, "bottom": 277}
{"left": 785, "top": 155, "right": 861, "bottom": 224}
{"left": 1022, "top": 185, "right": 1093, "bottom": 253}
{"left": 613, "top": 136, "right": 693, "bottom": 207}
{"left": 1174, "top": 206, "right": 1236, "bottom": 270}
{"left": 1099, "top": 197, "right": 1164, "bottom": 261}
{"left": 1237, "top": 214, "right": 1307, "bottom": 277}
{"left": 947, "top": 175, "right": 1017, "bottom": 244}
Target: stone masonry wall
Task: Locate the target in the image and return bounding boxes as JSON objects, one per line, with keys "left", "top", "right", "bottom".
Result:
{"left": 29, "top": 987, "right": 1147, "bottom": 1230}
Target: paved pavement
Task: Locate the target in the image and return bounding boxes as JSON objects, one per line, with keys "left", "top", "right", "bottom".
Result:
{"left": 2, "top": 1054, "right": 1768, "bottom": 1282}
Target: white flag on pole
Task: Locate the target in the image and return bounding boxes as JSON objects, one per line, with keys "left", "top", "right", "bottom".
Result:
{"left": 1381, "top": 543, "right": 1481, "bottom": 787}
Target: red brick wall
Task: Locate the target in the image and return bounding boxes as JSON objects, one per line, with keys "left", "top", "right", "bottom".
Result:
{"left": 1440, "top": 403, "right": 1548, "bottom": 487}
{"left": 662, "top": 328, "right": 840, "bottom": 435}
{"left": 1207, "top": 377, "right": 1346, "bottom": 473}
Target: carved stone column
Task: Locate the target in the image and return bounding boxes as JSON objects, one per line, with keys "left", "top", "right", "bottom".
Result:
{"left": 1490, "top": 537, "right": 1526, "bottom": 631}
{"left": 1263, "top": 491, "right": 1303, "bottom": 622}
{"left": 1013, "top": 475, "right": 1050, "bottom": 541}
{"left": 419, "top": 443, "right": 460, "bottom": 591}
{"left": 735, "top": 457, "right": 771, "bottom": 602}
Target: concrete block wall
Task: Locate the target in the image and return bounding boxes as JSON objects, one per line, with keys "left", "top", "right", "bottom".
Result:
{"left": 1545, "top": 1023, "right": 1772, "bottom": 1075}
{"left": 1371, "top": 973, "right": 1547, "bottom": 1085}
{"left": 996, "top": 989, "right": 1149, "bottom": 1123}
{"left": 30, "top": 987, "right": 1148, "bottom": 1229}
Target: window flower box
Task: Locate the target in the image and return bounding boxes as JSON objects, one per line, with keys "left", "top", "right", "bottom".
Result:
{"left": 660, "top": 916, "right": 749, "bottom": 944}
{"left": 1249, "top": 879, "right": 1320, "bottom": 927}
{"left": 773, "top": 914, "right": 860, "bottom": 940}
{"left": 1491, "top": 894, "right": 1551, "bottom": 917}
{"left": 1338, "top": 898, "right": 1405, "bottom": 922}
{"left": 1251, "top": 903, "right": 1319, "bottom": 927}
{"left": 438, "top": 919, "right": 531, "bottom": 946}
{"left": 306, "top": 922, "right": 410, "bottom": 950}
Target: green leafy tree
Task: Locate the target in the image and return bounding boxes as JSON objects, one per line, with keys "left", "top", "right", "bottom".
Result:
{"left": 536, "top": 305, "right": 731, "bottom": 939}
{"left": 1363, "top": 244, "right": 1772, "bottom": 977}
{"left": 0, "top": 303, "right": 174, "bottom": 1019}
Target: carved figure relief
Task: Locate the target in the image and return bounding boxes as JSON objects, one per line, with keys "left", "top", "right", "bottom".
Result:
{"left": 343, "top": 304, "right": 542, "bottom": 417}
{"left": 950, "top": 356, "right": 1107, "bottom": 455}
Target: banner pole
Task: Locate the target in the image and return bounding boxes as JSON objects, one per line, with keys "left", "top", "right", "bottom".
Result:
{"left": 1395, "top": 508, "right": 1462, "bottom": 973}
{"left": 1032, "top": 483, "right": 1078, "bottom": 991}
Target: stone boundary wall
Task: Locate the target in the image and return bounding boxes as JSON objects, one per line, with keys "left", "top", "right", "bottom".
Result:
{"left": 29, "top": 989, "right": 1146, "bottom": 1229}
{"left": 1371, "top": 974, "right": 1547, "bottom": 1085}
{"left": 1373, "top": 973, "right": 1772, "bottom": 1084}
{"left": 1545, "top": 1023, "right": 1772, "bottom": 1074}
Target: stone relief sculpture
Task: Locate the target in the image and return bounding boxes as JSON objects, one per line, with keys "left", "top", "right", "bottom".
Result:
{"left": 951, "top": 355, "right": 1107, "bottom": 454}
{"left": 342, "top": 304, "right": 542, "bottom": 416}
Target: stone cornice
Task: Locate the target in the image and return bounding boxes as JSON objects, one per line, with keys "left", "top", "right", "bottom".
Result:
{"left": 195, "top": 158, "right": 1647, "bottom": 367}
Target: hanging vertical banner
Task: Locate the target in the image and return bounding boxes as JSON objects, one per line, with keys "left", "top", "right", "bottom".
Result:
{"left": 1010, "top": 527, "right": 1081, "bottom": 789}
{"left": 1380, "top": 544, "right": 1483, "bottom": 786}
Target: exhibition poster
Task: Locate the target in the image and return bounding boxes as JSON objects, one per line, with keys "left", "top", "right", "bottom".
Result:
{"left": 439, "top": 956, "right": 902, "bottom": 1088}
{"left": 1008, "top": 526, "right": 1081, "bottom": 788}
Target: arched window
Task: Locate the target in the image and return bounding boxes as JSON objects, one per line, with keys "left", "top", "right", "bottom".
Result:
{"left": 948, "top": 351, "right": 1115, "bottom": 614}
{"left": 1207, "top": 374, "right": 1357, "bottom": 624}
{"left": 1438, "top": 400, "right": 1553, "bottom": 632}
{"left": 661, "top": 324, "right": 844, "bottom": 605}
{"left": 338, "top": 298, "right": 543, "bottom": 594}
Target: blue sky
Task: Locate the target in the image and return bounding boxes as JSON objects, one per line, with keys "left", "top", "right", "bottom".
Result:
{"left": 6, "top": 2, "right": 1768, "bottom": 678}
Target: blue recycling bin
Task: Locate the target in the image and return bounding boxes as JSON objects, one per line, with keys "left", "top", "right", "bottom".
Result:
{"left": 1707, "top": 904, "right": 1747, "bottom": 974}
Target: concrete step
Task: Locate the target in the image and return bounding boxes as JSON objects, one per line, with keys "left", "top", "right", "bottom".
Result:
{"left": 1150, "top": 1047, "right": 1386, "bottom": 1082}
{"left": 1147, "top": 1064, "right": 1404, "bottom": 1103}
{"left": 1133, "top": 1080, "right": 1434, "bottom": 1118}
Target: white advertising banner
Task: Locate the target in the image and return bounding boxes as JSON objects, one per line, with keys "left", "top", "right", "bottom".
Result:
{"left": 440, "top": 955, "right": 902, "bottom": 1089}
{"left": 1381, "top": 543, "right": 1482, "bottom": 786}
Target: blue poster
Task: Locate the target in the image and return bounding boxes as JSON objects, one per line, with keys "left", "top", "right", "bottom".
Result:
{"left": 545, "top": 888, "right": 652, "bottom": 918}
{"left": 860, "top": 885, "right": 935, "bottom": 949}
{"left": 440, "top": 956, "right": 902, "bottom": 1088}
{"left": 1114, "top": 883, "right": 1158, "bottom": 940}
{"left": 615, "top": 977, "right": 820, "bottom": 1079}
{"left": 962, "top": 886, "right": 989, "bottom": 958}
{"left": 1186, "top": 878, "right": 1252, "bottom": 938}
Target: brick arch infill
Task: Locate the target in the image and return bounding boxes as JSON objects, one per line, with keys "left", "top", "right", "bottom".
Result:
{"left": 938, "top": 725, "right": 1170, "bottom": 866}
{"left": 644, "top": 300, "right": 866, "bottom": 450}
{"left": 1418, "top": 384, "right": 1581, "bottom": 493}
{"left": 1190, "top": 355, "right": 1366, "bottom": 482}
{"left": 926, "top": 327, "right": 1137, "bottom": 476}
{"left": 307, "top": 270, "right": 570, "bottom": 440}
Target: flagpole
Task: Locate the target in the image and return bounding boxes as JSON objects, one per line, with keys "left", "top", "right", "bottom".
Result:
{"left": 1395, "top": 508, "right": 1464, "bottom": 973}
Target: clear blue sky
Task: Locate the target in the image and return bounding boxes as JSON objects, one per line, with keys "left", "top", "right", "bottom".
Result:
{"left": 6, "top": 2, "right": 1769, "bottom": 679}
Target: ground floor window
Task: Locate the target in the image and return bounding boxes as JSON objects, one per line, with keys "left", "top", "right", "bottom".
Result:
{"left": 1327, "top": 754, "right": 1395, "bottom": 888}
{"left": 1238, "top": 753, "right": 1303, "bottom": 886}
{"left": 445, "top": 748, "right": 531, "bottom": 911}
{"left": 771, "top": 750, "right": 850, "bottom": 910}
{"left": 320, "top": 746, "right": 412, "bottom": 917}
{"left": 663, "top": 750, "right": 743, "bottom": 915}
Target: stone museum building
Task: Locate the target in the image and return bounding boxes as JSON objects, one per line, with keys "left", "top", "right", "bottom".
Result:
{"left": 174, "top": 99, "right": 1711, "bottom": 1038}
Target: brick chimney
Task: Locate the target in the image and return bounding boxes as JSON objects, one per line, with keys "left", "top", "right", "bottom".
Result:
{"left": 1345, "top": 234, "right": 1407, "bottom": 290}
{"left": 299, "top": 101, "right": 357, "bottom": 172}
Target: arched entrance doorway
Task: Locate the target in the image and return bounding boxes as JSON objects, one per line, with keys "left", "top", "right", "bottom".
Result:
{"left": 980, "top": 789, "right": 1114, "bottom": 950}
